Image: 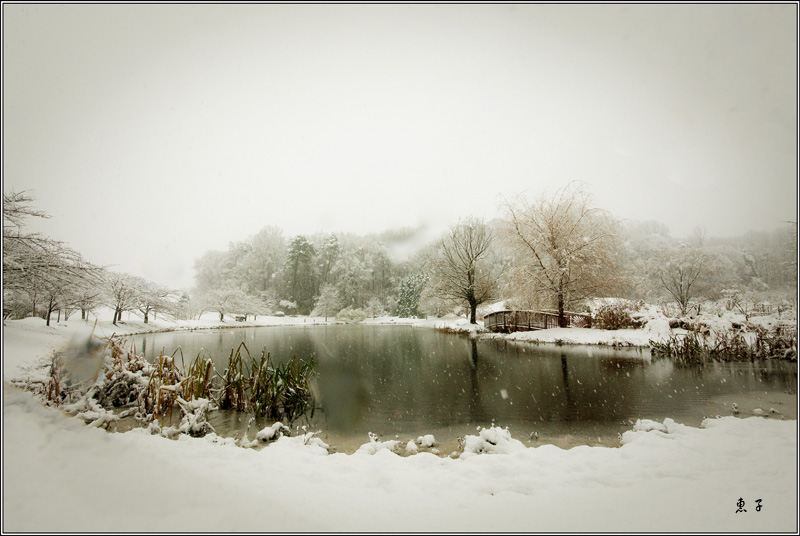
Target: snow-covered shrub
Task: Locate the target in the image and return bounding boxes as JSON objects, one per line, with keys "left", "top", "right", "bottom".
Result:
{"left": 255, "top": 422, "right": 292, "bottom": 442}
{"left": 27, "top": 333, "right": 320, "bottom": 442}
{"left": 460, "top": 426, "right": 526, "bottom": 458}
{"left": 620, "top": 418, "right": 686, "bottom": 445}
{"left": 269, "top": 431, "right": 330, "bottom": 455}
{"left": 752, "top": 324, "right": 797, "bottom": 361}
{"left": 203, "top": 433, "right": 239, "bottom": 447}
{"left": 416, "top": 434, "right": 436, "bottom": 448}
{"left": 592, "top": 301, "right": 646, "bottom": 330}
{"left": 650, "top": 321, "right": 797, "bottom": 362}
{"left": 356, "top": 432, "right": 401, "bottom": 455}
{"left": 174, "top": 397, "right": 216, "bottom": 437}
{"left": 96, "top": 338, "right": 152, "bottom": 407}
{"left": 58, "top": 336, "right": 152, "bottom": 428}
{"left": 279, "top": 300, "right": 297, "bottom": 314}
{"left": 336, "top": 307, "right": 367, "bottom": 323}
{"left": 632, "top": 419, "right": 668, "bottom": 433}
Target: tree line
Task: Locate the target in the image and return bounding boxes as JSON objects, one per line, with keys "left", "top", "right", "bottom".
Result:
{"left": 3, "top": 186, "right": 797, "bottom": 325}
{"left": 3, "top": 191, "right": 176, "bottom": 325}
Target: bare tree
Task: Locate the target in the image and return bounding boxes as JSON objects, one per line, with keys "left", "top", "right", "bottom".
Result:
{"left": 196, "top": 286, "right": 251, "bottom": 321}
{"left": 132, "top": 278, "right": 172, "bottom": 324}
{"left": 74, "top": 285, "right": 105, "bottom": 321}
{"left": 649, "top": 245, "right": 722, "bottom": 316}
{"left": 429, "top": 217, "right": 499, "bottom": 324}
{"left": 106, "top": 272, "right": 140, "bottom": 325}
{"left": 4, "top": 191, "right": 103, "bottom": 322}
{"left": 503, "top": 184, "right": 621, "bottom": 327}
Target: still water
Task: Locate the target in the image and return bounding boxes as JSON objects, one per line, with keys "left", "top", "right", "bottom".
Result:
{"left": 132, "top": 325, "right": 797, "bottom": 453}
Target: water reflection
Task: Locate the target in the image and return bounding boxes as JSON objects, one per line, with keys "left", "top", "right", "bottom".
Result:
{"left": 468, "top": 338, "right": 487, "bottom": 424}
{"left": 560, "top": 353, "right": 572, "bottom": 417}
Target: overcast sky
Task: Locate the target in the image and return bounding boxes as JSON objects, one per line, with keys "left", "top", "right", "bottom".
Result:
{"left": 3, "top": 3, "right": 797, "bottom": 290}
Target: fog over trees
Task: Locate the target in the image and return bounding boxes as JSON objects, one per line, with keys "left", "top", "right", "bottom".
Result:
{"left": 3, "top": 190, "right": 797, "bottom": 324}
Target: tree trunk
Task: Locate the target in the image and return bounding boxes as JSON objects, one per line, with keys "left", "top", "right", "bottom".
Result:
{"left": 46, "top": 298, "right": 55, "bottom": 327}
{"left": 219, "top": 311, "right": 224, "bottom": 322}
{"left": 469, "top": 300, "right": 478, "bottom": 324}
{"left": 558, "top": 292, "right": 566, "bottom": 328}
{"left": 143, "top": 310, "right": 149, "bottom": 324}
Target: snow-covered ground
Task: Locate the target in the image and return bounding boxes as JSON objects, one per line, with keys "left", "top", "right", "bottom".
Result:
{"left": 2, "top": 313, "right": 798, "bottom": 532}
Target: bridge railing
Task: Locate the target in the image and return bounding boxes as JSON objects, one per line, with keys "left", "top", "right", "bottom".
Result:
{"left": 483, "top": 309, "right": 592, "bottom": 332}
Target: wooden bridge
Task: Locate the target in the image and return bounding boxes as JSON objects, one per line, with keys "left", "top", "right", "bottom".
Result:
{"left": 483, "top": 309, "right": 592, "bottom": 333}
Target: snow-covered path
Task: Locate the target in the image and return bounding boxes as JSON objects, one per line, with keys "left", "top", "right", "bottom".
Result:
{"left": 2, "top": 317, "right": 797, "bottom": 532}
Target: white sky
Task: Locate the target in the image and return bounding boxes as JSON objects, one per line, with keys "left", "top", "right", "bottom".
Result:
{"left": 3, "top": 3, "right": 797, "bottom": 290}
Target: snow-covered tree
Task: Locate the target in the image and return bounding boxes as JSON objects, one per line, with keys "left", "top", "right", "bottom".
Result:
{"left": 316, "top": 233, "right": 340, "bottom": 288}
{"left": 133, "top": 278, "right": 172, "bottom": 324}
{"left": 502, "top": 184, "right": 622, "bottom": 326}
{"left": 4, "top": 191, "right": 102, "bottom": 322}
{"left": 283, "top": 235, "right": 317, "bottom": 314}
{"left": 364, "top": 297, "right": 385, "bottom": 318}
{"left": 330, "top": 250, "right": 372, "bottom": 309}
{"left": 73, "top": 285, "right": 104, "bottom": 321}
{"left": 396, "top": 272, "right": 428, "bottom": 318}
{"left": 105, "top": 272, "right": 140, "bottom": 325}
{"left": 196, "top": 286, "right": 252, "bottom": 322}
{"left": 311, "top": 284, "right": 342, "bottom": 321}
{"left": 247, "top": 226, "right": 287, "bottom": 296}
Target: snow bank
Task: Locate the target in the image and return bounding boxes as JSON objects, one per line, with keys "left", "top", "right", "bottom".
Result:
{"left": 2, "top": 387, "right": 796, "bottom": 532}
{"left": 466, "top": 304, "right": 795, "bottom": 351}
{"left": 2, "top": 315, "right": 797, "bottom": 532}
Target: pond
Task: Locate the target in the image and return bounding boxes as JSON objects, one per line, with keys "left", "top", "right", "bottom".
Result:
{"left": 130, "top": 324, "right": 797, "bottom": 454}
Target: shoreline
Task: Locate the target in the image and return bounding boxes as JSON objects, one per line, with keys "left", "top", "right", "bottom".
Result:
{"left": 4, "top": 315, "right": 796, "bottom": 452}
{"left": 5, "top": 308, "right": 797, "bottom": 382}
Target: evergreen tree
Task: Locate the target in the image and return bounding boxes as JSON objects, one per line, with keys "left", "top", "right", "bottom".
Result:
{"left": 396, "top": 272, "right": 428, "bottom": 318}
{"left": 283, "top": 235, "right": 317, "bottom": 314}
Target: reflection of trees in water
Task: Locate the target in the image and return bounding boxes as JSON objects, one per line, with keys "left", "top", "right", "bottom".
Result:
{"left": 560, "top": 353, "right": 573, "bottom": 418}
{"left": 468, "top": 339, "right": 490, "bottom": 423}
{"left": 137, "top": 326, "right": 796, "bottom": 439}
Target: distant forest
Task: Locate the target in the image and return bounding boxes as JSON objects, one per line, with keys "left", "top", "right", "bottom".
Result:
{"left": 4, "top": 188, "right": 797, "bottom": 324}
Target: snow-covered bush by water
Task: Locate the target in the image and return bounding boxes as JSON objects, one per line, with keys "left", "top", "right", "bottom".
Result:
{"left": 460, "top": 426, "right": 527, "bottom": 458}
{"left": 357, "top": 431, "right": 402, "bottom": 455}
{"left": 592, "top": 300, "right": 647, "bottom": 330}
{"left": 15, "top": 331, "right": 319, "bottom": 442}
